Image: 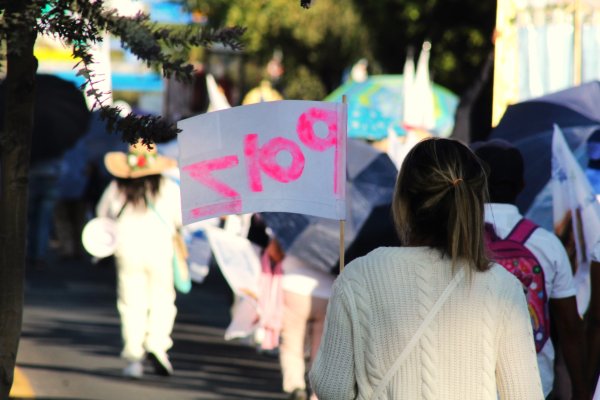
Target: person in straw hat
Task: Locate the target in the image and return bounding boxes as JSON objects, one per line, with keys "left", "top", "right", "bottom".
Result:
{"left": 96, "top": 140, "right": 181, "bottom": 379}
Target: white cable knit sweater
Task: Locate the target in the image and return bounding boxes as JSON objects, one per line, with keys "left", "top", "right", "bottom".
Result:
{"left": 309, "top": 247, "right": 543, "bottom": 400}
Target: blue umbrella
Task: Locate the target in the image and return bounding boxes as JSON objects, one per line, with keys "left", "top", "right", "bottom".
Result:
{"left": 324, "top": 75, "right": 459, "bottom": 141}
{"left": 260, "top": 138, "right": 399, "bottom": 274}
{"left": 586, "top": 133, "right": 600, "bottom": 195}
{"left": 490, "top": 81, "right": 600, "bottom": 226}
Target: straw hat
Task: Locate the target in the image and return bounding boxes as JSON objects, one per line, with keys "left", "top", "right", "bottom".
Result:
{"left": 104, "top": 140, "right": 177, "bottom": 179}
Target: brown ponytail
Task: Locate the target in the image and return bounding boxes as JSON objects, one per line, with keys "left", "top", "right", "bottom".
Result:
{"left": 392, "top": 137, "right": 491, "bottom": 273}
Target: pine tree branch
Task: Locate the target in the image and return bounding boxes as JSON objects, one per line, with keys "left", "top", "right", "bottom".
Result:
{"left": 30, "top": 0, "right": 245, "bottom": 144}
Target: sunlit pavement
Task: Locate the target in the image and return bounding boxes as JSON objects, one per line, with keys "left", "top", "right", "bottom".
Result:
{"left": 9, "top": 367, "right": 34, "bottom": 399}
{"left": 11, "top": 254, "right": 287, "bottom": 400}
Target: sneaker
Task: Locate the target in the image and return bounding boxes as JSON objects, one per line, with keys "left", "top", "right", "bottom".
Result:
{"left": 147, "top": 352, "right": 173, "bottom": 376}
{"left": 289, "top": 388, "right": 307, "bottom": 400}
{"left": 122, "top": 361, "right": 143, "bottom": 379}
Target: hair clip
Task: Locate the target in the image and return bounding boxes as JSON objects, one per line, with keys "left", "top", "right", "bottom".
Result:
{"left": 452, "top": 178, "right": 463, "bottom": 187}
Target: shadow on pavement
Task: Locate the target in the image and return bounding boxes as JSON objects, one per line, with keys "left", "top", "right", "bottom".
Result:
{"left": 18, "top": 253, "right": 287, "bottom": 399}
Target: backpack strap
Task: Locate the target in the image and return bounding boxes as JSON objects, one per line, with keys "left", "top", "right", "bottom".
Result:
{"left": 506, "top": 218, "right": 538, "bottom": 244}
{"left": 115, "top": 202, "right": 127, "bottom": 219}
{"left": 484, "top": 222, "right": 500, "bottom": 241}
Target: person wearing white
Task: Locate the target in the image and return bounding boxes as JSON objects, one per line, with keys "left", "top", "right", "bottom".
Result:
{"left": 310, "top": 138, "right": 543, "bottom": 399}
{"left": 474, "top": 139, "right": 587, "bottom": 399}
{"left": 280, "top": 254, "right": 335, "bottom": 400}
{"left": 484, "top": 203, "right": 578, "bottom": 397}
{"left": 311, "top": 247, "right": 541, "bottom": 399}
{"left": 96, "top": 141, "right": 181, "bottom": 378}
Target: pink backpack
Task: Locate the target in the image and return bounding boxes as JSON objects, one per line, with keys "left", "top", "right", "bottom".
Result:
{"left": 485, "top": 219, "right": 550, "bottom": 353}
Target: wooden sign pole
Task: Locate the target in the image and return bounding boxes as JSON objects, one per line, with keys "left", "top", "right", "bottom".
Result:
{"left": 339, "top": 95, "right": 347, "bottom": 273}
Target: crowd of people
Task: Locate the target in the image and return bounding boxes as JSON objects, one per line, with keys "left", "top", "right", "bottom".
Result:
{"left": 312, "top": 137, "right": 543, "bottom": 398}
{"left": 24, "top": 72, "right": 600, "bottom": 400}
{"left": 92, "top": 138, "right": 597, "bottom": 400}
{"left": 310, "top": 137, "right": 600, "bottom": 400}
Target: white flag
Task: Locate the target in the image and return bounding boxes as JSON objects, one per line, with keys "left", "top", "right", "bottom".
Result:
{"left": 552, "top": 124, "right": 600, "bottom": 314}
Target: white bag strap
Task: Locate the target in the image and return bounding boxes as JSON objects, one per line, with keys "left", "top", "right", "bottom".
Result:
{"left": 371, "top": 268, "right": 465, "bottom": 400}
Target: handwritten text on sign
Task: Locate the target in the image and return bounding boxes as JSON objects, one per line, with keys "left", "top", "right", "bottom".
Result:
{"left": 177, "top": 101, "right": 347, "bottom": 225}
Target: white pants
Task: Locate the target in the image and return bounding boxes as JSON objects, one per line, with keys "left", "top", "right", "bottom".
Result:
{"left": 279, "top": 290, "right": 328, "bottom": 394}
{"left": 116, "top": 251, "right": 177, "bottom": 361}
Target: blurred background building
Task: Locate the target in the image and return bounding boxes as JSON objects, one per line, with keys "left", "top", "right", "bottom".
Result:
{"left": 494, "top": 0, "right": 600, "bottom": 126}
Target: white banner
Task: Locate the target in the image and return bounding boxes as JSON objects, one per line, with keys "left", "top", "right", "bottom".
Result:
{"left": 552, "top": 124, "right": 600, "bottom": 314}
{"left": 204, "top": 226, "right": 262, "bottom": 298}
{"left": 177, "top": 100, "right": 347, "bottom": 225}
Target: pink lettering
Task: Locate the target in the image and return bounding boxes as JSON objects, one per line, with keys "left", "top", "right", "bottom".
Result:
{"left": 296, "top": 107, "right": 341, "bottom": 194}
{"left": 244, "top": 134, "right": 262, "bottom": 192}
{"left": 297, "top": 108, "right": 338, "bottom": 151}
{"left": 260, "top": 137, "right": 305, "bottom": 182}
{"left": 182, "top": 155, "right": 240, "bottom": 198}
{"left": 190, "top": 199, "right": 242, "bottom": 219}
{"left": 244, "top": 133, "right": 305, "bottom": 192}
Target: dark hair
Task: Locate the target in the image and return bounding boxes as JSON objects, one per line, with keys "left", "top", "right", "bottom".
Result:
{"left": 392, "top": 138, "right": 491, "bottom": 272}
{"left": 588, "top": 129, "right": 600, "bottom": 170}
{"left": 116, "top": 174, "right": 162, "bottom": 208}
{"left": 471, "top": 139, "right": 524, "bottom": 204}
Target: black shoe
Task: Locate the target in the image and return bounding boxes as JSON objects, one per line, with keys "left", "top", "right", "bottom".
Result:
{"left": 289, "top": 388, "right": 307, "bottom": 400}
{"left": 147, "top": 352, "right": 173, "bottom": 376}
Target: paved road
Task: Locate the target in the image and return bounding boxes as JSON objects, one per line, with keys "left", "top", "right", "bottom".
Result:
{"left": 14, "top": 254, "right": 288, "bottom": 400}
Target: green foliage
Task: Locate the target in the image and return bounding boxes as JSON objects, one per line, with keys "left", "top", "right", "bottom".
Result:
{"left": 0, "top": 0, "right": 497, "bottom": 132}
{"left": 199, "top": 0, "right": 370, "bottom": 99}
{"left": 189, "top": 0, "right": 495, "bottom": 98}
{"left": 0, "top": 0, "right": 244, "bottom": 144}
{"left": 283, "top": 65, "right": 326, "bottom": 100}
{"left": 352, "top": 0, "right": 496, "bottom": 94}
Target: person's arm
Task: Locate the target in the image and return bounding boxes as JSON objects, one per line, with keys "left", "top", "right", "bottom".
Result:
{"left": 308, "top": 279, "right": 356, "bottom": 400}
{"left": 549, "top": 296, "right": 590, "bottom": 399}
{"left": 587, "top": 260, "right": 600, "bottom": 394}
{"left": 264, "top": 238, "right": 284, "bottom": 264}
{"left": 496, "top": 281, "right": 544, "bottom": 399}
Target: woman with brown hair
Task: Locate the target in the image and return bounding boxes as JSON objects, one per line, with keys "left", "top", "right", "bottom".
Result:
{"left": 309, "top": 138, "right": 543, "bottom": 399}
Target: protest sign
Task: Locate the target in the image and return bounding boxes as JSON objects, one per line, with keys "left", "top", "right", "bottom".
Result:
{"left": 552, "top": 124, "right": 600, "bottom": 314}
{"left": 204, "top": 226, "right": 262, "bottom": 298}
{"left": 177, "top": 100, "right": 347, "bottom": 225}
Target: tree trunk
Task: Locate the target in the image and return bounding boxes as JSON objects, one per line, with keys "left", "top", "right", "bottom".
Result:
{"left": 0, "top": 1, "right": 37, "bottom": 398}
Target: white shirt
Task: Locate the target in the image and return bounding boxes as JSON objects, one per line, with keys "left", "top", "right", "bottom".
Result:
{"left": 96, "top": 177, "right": 182, "bottom": 263}
{"left": 281, "top": 255, "right": 335, "bottom": 299}
{"left": 485, "top": 203, "right": 576, "bottom": 397}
